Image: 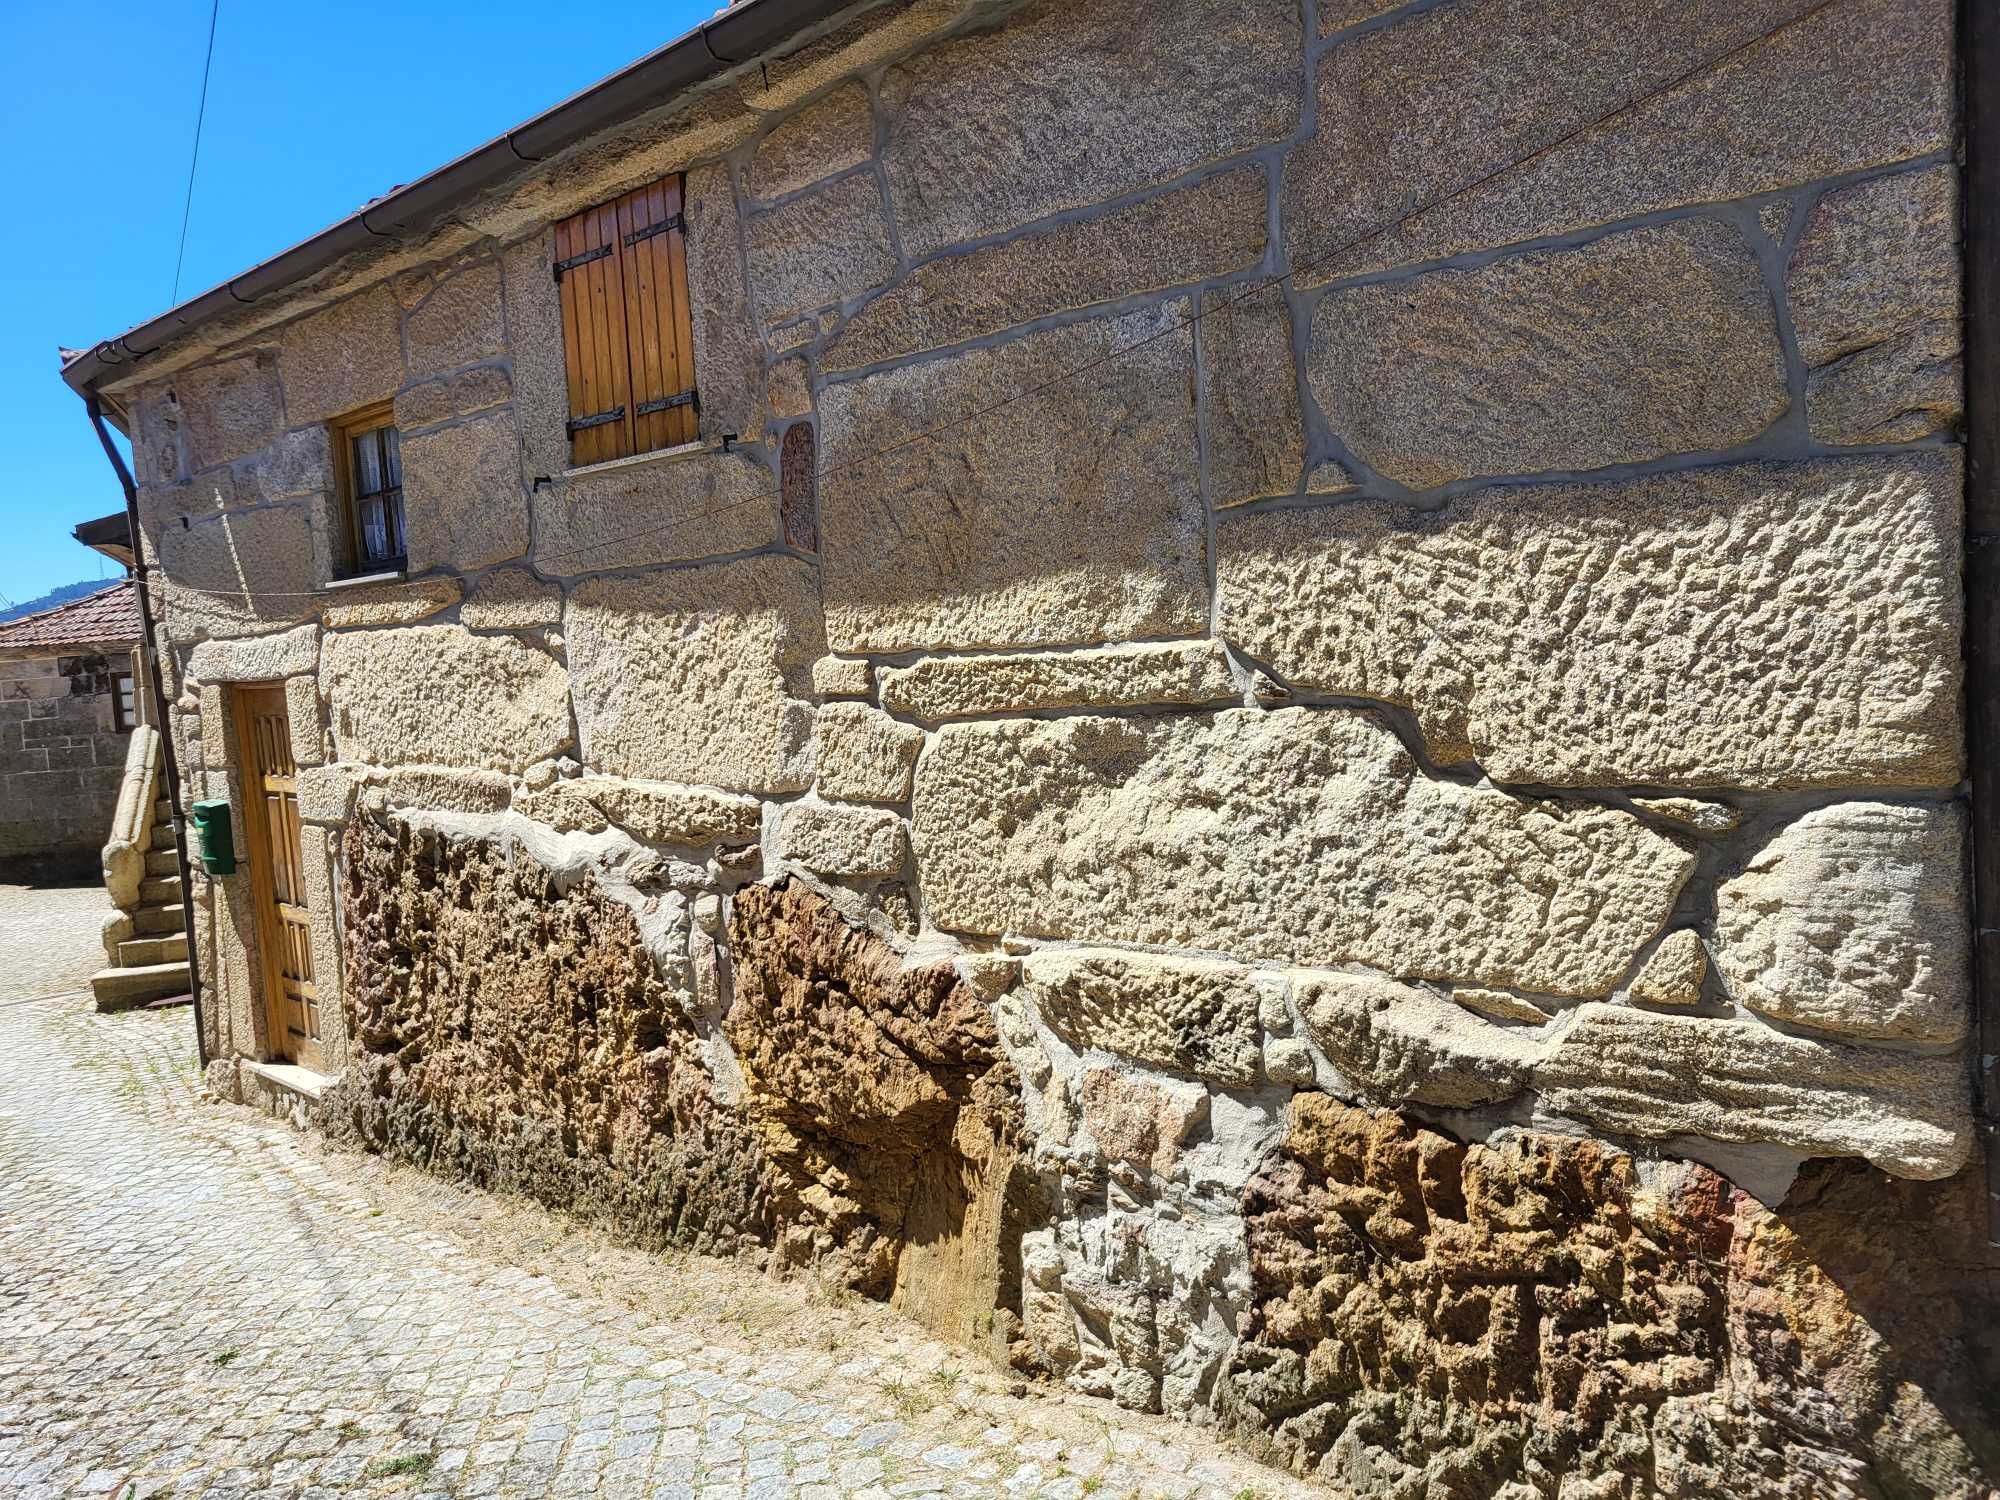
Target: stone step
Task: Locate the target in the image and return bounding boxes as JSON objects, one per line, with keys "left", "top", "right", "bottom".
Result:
{"left": 150, "top": 822, "right": 177, "bottom": 851}
{"left": 154, "top": 797, "right": 172, "bottom": 822}
{"left": 117, "top": 932, "right": 188, "bottom": 968}
{"left": 90, "top": 961, "right": 191, "bottom": 1013}
{"left": 139, "top": 874, "right": 183, "bottom": 905}
{"left": 145, "top": 848, "right": 180, "bottom": 876}
{"left": 133, "top": 903, "right": 185, "bottom": 936}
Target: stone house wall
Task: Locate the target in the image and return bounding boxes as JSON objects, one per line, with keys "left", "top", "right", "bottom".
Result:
{"left": 102, "top": 0, "right": 1995, "bottom": 1491}
{"left": 0, "top": 647, "right": 141, "bottom": 870}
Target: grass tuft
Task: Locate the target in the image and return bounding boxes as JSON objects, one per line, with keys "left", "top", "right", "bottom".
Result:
{"left": 362, "top": 1452, "right": 434, "bottom": 1479}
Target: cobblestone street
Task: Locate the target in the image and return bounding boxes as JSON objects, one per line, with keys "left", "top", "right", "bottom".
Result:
{"left": 0, "top": 880, "right": 1310, "bottom": 1500}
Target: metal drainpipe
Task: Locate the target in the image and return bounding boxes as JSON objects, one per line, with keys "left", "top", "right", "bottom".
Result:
{"left": 1962, "top": 0, "right": 1999, "bottom": 1245}
{"left": 84, "top": 394, "right": 208, "bottom": 1070}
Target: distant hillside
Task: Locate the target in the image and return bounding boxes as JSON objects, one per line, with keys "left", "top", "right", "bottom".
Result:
{"left": 0, "top": 579, "right": 110, "bottom": 623}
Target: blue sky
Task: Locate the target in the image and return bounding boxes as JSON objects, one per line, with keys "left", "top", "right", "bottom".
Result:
{"left": 0, "top": 0, "right": 711, "bottom": 610}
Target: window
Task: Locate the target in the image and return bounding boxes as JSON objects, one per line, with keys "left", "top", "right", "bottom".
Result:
{"left": 112, "top": 671, "right": 136, "bottom": 732}
{"left": 334, "top": 402, "right": 406, "bottom": 575}
{"left": 554, "top": 174, "right": 698, "bottom": 467}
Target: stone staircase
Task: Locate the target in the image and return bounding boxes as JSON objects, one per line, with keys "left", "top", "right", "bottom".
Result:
{"left": 91, "top": 728, "right": 192, "bottom": 1011}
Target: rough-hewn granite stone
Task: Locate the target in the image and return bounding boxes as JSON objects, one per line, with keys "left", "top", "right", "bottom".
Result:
{"left": 827, "top": 167, "right": 1266, "bottom": 373}
{"left": 380, "top": 766, "right": 513, "bottom": 816}
{"left": 1790, "top": 164, "right": 1963, "bottom": 444}
{"left": 1021, "top": 948, "right": 1264, "bottom": 1088}
{"left": 1288, "top": 0, "right": 1953, "bottom": 280}
{"left": 774, "top": 801, "right": 906, "bottom": 877}
{"left": 811, "top": 656, "right": 875, "bottom": 698}
{"left": 1627, "top": 929, "right": 1708, "bottom": 1008}
{"left": 394, "top": 364, "right": 512, "bottom": 431}
{"left": 880, "top": 0, "right": 1300, "bottom": 259}
{"left": 514, "top": 775, "right": 762, "bottom": 845}
{"left": 1217, "top": 453, "right": 1963, "bottom": 790}
{"left": 819, "top": 306, "right": 1206, "bottom": 653}
{"left": 1200, "top": 285, "right": 1305, "bottom": 509}
{"left": 878, "top": 641, "right": 1237, "bottom": 721}
{"left": 320, "top": 625, "right": 571, "bottom": 772}
{"left": 404, "top": 259, "right": 505, "bottom": 379}
{"left": 747, "top": 82, "right": 875, "bottom": 202}
{"left": 1534, "top": 1004, "right": 1969, "bottom": 1179}
{"left": 242, "top": 424, "right": 333, "bottom": 504}
{"left": 401, "top": 411, "right": 529, "bottom": 574}
{"left": 566, "top": 556, "right": 823, "bottom": 793}
{"left": 1307, "top": 219, "right": 1786, "bottom": 488}
{"left": 814, "top": 702, "right": 924, "bottom": 803}
{"left": 278, "top": 288, "right": 403, "bottom": 425}
{"left": 1713, "top": 802, "right": 1968, "bottom": 1045}
{"left": 532, "top": 448, "right": 774, "bottom": 575}
{"left": 745, "top": 173, "right": 898, "bottom": 322}
{"left": 1298, "top": 972, "right": 1541, "bottom": 1107}
{"left": 186, "top": 624, "right": 320, "bottom": 684}
{"left": 1632, "top": 796, "right": 1741, "bottom": 834}
{"left": 318, "top": 575, "right": 462, "bottom": 629}
{"left": 160, "top": 505, "right": 323, "bottom": 613}
{"left": 460, "top": 567, "right": 562, "bottom": 631}
{"left": 685, "top": 163, "right": 767, "bottom": 445}
{"left": 913, "top": 708, "right": 1691, "bottom": 995}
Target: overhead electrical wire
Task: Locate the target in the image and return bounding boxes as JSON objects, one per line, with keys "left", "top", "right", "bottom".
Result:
{"left": 171, "top": 0, "right": 223, "bottom": 307}
{"left": 154, "top": 0, "right": 1832, "bottom": 600}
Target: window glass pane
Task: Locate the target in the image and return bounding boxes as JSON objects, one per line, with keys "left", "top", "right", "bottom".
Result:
{"left": 114, "top": 674, "right": 135, "bottom": 730}
{"left": 352, "top": 430, "right": 384, "bottom": 497}
{"left": 384, "top": 491, "right": 406, "bottom": 562}
{"left": 381, "top": 425, "right": 402, "bottom": 487}
{"left": 358, "top": 496, "right": 389, "bottom": 565}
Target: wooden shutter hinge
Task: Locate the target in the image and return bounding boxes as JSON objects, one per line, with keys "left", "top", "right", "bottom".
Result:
{"left": 636, "top": 387, "right": 699, "bottom": 418}
{"left": 624, "top": 213, "right": 686, "bottom": 248}
{"left": 566, "top": 405, "right": 626, "bottom": 436}
{"left": 552, "top": 243, "right": 613, "bottom": 283}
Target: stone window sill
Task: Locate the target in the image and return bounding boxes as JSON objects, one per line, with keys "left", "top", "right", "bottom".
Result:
{"left": 562, "top": 439, "right": 712, "bottom": 481}
{"left": 325, "top": 568, "right": 407, "bottom": 591}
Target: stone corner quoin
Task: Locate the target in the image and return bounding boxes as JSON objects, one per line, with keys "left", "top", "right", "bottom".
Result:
{"left": 115, "top": 0, "right": 1989, "bottom": 1490}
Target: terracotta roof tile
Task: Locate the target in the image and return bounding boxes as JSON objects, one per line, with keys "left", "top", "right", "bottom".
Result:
{"left": 0, "top": 580, "right": 141, "bottom": 650}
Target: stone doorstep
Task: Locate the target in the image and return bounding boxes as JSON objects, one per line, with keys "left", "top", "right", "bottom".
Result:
{"left": 238, "top": 1059, "right": 335, "bottom": 1132}
{"left": 241, "top": 1059, "right": 332, "bottom": 1102}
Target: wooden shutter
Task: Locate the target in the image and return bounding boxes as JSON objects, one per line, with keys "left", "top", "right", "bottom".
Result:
{"left": 554, "top": 174, "right": 698, "bottom": 465}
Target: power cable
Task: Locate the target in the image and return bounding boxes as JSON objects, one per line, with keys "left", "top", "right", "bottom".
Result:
{"left": 171, "top": 0, "right": 223, "bottom": 307}
{"left": 155, "top": 0, "right": 1831, "bottom": 599}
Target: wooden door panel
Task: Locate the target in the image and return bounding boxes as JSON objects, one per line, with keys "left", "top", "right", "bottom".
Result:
{"left": 233, "top": 684, "right": 322, "bottom": 1071}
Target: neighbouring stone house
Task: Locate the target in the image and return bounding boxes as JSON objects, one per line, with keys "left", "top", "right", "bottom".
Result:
{"left": 59, "top": 0, "right": 1996, "bottom": 1491}
{"left": 0, "top": 580, "right": 147, "bottom": 877}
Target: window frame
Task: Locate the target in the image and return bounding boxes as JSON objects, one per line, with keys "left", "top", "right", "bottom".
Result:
{"left": 330, "top": 400, "right": 407, "bottom": 578}
{"left": 111, "top": 670, "right": 136, "bottom": 733}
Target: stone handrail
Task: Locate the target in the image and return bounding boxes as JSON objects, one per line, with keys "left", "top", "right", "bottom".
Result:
{"left": 101, "top": 724, "right": 161, "bottom": 912}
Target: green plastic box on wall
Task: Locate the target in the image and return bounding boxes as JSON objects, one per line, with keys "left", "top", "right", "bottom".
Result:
{"left": 189, "top": 799, "right": 236, "bottom": 875}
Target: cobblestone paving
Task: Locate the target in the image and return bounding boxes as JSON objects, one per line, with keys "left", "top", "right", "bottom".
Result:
{"left": 0, "top": 882, "right": 1317, "bottom": 1500}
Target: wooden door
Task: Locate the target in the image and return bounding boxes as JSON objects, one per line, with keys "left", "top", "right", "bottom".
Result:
{"left": 233, "top": 684, "right": 322, "bottom": 1070}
